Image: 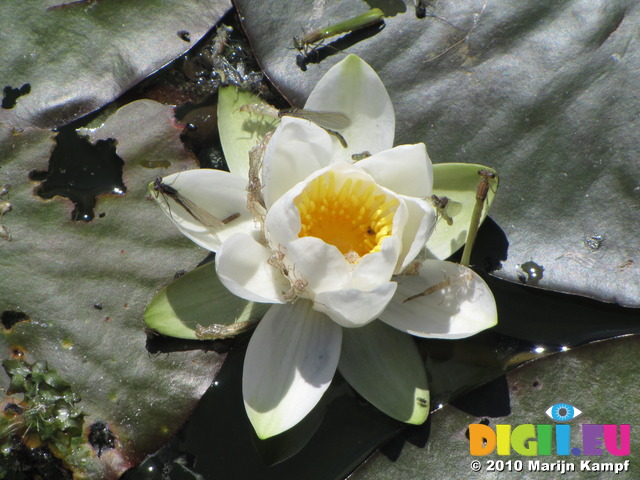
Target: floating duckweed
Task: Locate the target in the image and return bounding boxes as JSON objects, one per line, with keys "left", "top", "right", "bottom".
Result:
{"left": 0, "top": 359, "right": 88, "bottom": 474}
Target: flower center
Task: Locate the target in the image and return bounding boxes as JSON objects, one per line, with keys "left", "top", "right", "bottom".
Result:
{"left": 294, "top": 170, "right": 399, "bottom": 261}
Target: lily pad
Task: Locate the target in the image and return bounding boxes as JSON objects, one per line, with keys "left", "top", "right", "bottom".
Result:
{"left": 234, "top": 0, "right": 640, "bottom": 307}
{"left": 0, "top": 0, "right": 230, "bottom": 129}
{"left": 0, "top": 100, "right": 221, "bottom": 478}
{"left": 349, "top": 335, "right": 640, "bottom": 479}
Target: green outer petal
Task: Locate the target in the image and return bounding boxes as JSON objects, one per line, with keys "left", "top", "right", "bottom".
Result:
{"left": 243, "top": 301, "right": 342, "bottom": 439}
{"left": 144, "top": 262, "right": 269, "bottom": 340}
{"left": 425, "top": 163, "right": 499, "bottom": 260}
{"left": 217, "top": 86, "right": 279, "bottom": 178}
{"left": 338, "top": 320, "right": 429, "bottom": 425}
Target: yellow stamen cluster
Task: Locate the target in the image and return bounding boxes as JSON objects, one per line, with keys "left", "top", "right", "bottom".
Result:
{"left": 294, "top": 170, "right": 399, "bottom": 261}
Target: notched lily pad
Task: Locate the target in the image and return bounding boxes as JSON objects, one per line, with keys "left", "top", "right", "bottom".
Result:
{"left": 0, "top": 98, "right": 222, "bottom": 478}
{"left": 0, "top": 0, "right": 231, "bottom": 129}
{"left": 30, "top": 129, "right": 126, "bottom": 222}
{"left": 236, "top": 0, "right": 640, "bottom": 307}
{"left": 349, "top": 335, "right": 640, "bottom": 479}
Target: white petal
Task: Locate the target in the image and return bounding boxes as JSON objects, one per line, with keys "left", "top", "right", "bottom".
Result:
{"left": 215, "top": 233, "right": 288, "bottom": 303}
{"left": 381, "top": 260, "right": 497, "bottom": 338}
{"left": 243, "top": 301, "right": 342, "bottom": 439}
{"left": 262, "top": 117, "right": 333, "bottom": 209}
{"left": 314, "top": 282, "right": 397, "bottom": 328}
{"left": 396, "top": 196, "right": 437, "bottom": 272}
{"left": 284, "top": 237, "right": 352, "bottom": 293}
{"left": 304, "top": 55, "right": 394, "bottom": 163}
{"left": 338, "top": 320, "right": 429, "bottom": 424}
{"left": 357, "top": 144, "right": 433, "bottom": 198}
{"left": 152, "top": 169, "right": 252, "bottom": 252}
{"left": 350, "top": 232, "right": 402, "bottom": 291}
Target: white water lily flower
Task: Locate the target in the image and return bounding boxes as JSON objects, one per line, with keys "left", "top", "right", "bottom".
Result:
{"left": 154, "top": 55, "right": 497, "bottom": 439}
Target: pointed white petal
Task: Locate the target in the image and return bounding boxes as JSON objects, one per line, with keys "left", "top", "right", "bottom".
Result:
{"left": 152, "top": 169, "right": 252, "bottom": 252}
{"left": 304, "top": 55, "right": 394, "bottom": 163}
{"left": 243, "top": 301, "right": 342, "bottom": 439}
{"left": 284, "top": 237, "right": 352, "bottom": 293}
{"left": 314, "top": 282, "right": 397, "bottom": 328}
{"left": 262, "top": 117, "right": 333, "bottom": 209}
{"left": 339, "top": 320, "right": 429, "bottom": 424}
{"left": 381, "top": 260, "right": 497, "bottom": 338}
{"left": 395, "top": 197, "right": 437, "bottom": 272}
{"left": 215, "top": 233, "right": 288, "bottom": 303}
{"left": 350, "top": 234, "right": 402, "bottom": 291}
{"left": 357, "top": 144, "right": 433, "bottom": 198}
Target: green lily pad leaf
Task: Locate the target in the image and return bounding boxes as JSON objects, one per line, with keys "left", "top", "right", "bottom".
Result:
{"left": 235, "top": 0, "right": 640, "bottom": 307}
{"left": 338, "top": 320, "right": 429, "bottom": 425}
{"left": 78, "top": 99, "right": 193, "bottom": 169}
{"left": 0, "top": 0, "right": 230, "bottom": 129}
{"left": 218, "top": 86, "right": 279, "bottom": 178}
{"left": 349, "top": 335, "right": 640, "bottom": 479}
{"left": 427, "top": 163, "right": 498, "bottom": 260}
{"left": 145, "top": 261, "right": 269, "bottom": 340}
{"left": 0, "top": 99, "right": 221, "bottom": 478}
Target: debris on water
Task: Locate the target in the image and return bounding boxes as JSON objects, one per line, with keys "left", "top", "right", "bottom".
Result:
{"left": 177, "top": 30, "right": 191, "bottom": 42}
{"left": 88, "top": 421, "right": 117, "bottom": 458}
{"left": 555, "top": 252, "right": 595, "bottom": 267}
{"left": 616, "top": 259, "right": 634, "bottom": 272}
{"left": 517, "top": 261, "right": 544, "bottom": 286}
{"left": 584, "top": 234, "right": 604, "bottom": 251}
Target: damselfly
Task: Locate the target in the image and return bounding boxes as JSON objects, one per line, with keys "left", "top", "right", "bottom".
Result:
{"left": 153, "top": 178, "right": 240, "bottom": 236}
{"left": 293, "top": 8, "right": 385, "bottom": 56}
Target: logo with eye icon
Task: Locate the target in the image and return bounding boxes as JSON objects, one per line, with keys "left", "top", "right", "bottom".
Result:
{"left": 545, "top": 403, "right": 582, "bottom": 422}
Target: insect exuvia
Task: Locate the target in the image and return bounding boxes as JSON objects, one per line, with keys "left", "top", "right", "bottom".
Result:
{"left": 351, "top": 151, "right": 372, "bottom": 161}
{"left": 403, "top": 269, "right": 474, "bottom": 303}
{"left": 430, "top": 194, "right": 462, "bottom": 226}
{"left": 240, "top": 103, "right": 350, "bottom": 147}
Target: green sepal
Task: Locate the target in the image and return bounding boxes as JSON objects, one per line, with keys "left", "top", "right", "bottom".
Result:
{"left": 217, "top": 86, "right": 279, "bottom": 178}
{"left": 144, "top": 261, "right": 270, "bottom": 340}
{"left": 338, "top": 320, "right": 429, "bottom": 425}
{"left": 426, "top": 163, "right": 499, "bottom": 260}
